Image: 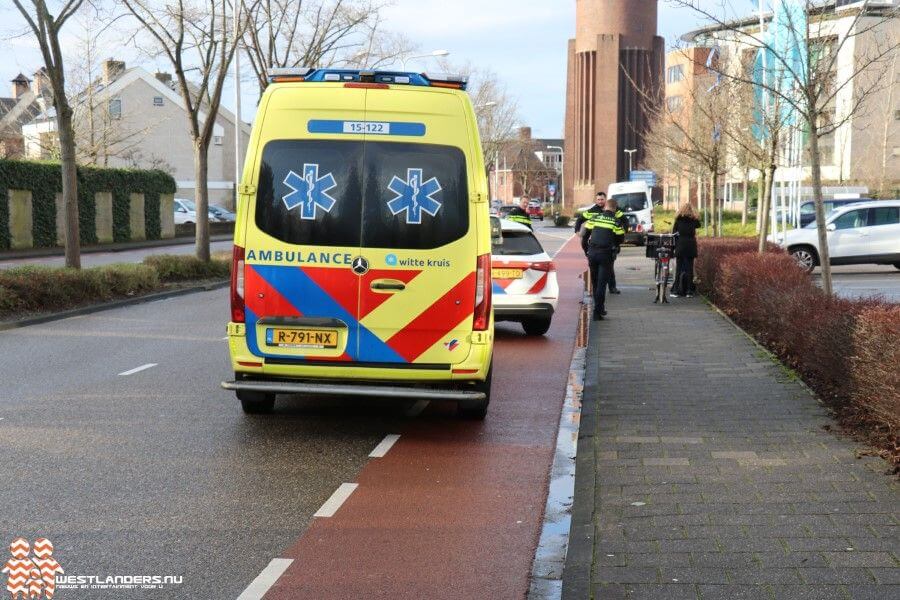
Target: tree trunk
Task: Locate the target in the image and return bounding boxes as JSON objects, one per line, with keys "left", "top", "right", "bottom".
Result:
{"left": 756, "top": 168, "right": 765, "bottom": 235}
{"left": 741, "top": 171, "right": 749, "bottom": 227}
{"left": 808, "top": 123, "right": 833, "bottom": 295}
{"left": 56, "top": 101, "right": 81, "bottom": 269}
{"left": 194, "top": 141, "right": 211, "bottom": 262}
{"left": 758, "top": 162, "right": 776, "bottom": 254}
{"left": 709, "top": 172, "right": 719, "bottom": 237}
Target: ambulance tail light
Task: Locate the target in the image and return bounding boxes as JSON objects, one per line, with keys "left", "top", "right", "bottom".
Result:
{"left": 231, "top": 245, "right": 245, "bottom": 323}
{"left": 473, "top": 253, "right": 492, "bottom": 331}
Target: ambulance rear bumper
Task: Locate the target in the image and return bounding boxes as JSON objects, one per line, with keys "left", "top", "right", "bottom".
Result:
{"left": 221, "top": 379, "right": 486, "bottom": 401}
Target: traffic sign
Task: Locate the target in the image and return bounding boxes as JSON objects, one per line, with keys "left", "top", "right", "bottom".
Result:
{"left": 630, "top": 170, "right": 657, "bottom": 186}
{"left": 548, "top": 183, "right": 557, "bottom": 196}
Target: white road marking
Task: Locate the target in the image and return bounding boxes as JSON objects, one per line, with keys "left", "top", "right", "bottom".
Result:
{"left": 235, "top": 558, "right": 294, "bottom": 600}
{"left": 118, "top": 363, "right": 158, "bottom": 376}
{"left": 222, "top": 336, "right": 229, "bottom": 340}
{"left": 369, "top": 434, "right": 400, "bottom": 458}
{"left": 313, "top": 483, "right": 358, "bottom": 518}
{"left": 405, "top": 399, "right": 429, "bottom": 417}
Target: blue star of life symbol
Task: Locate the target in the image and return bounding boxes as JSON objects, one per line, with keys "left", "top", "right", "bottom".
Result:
{"left": 387, "top": 168, "right": 442, "bottom": 225}
{"left": 282, "top": 163, "right": 337, "bottom": 220}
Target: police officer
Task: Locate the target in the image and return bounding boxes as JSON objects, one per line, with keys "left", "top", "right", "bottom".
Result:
{"left": 575, "top": 192, "right": 606, "bottom": 235}
{"left": 608, "top": 204, "right": 629, "bottom": 295}
{"left": 584, "top": 199, "right": 624, "bottom": 320}
{"left": 506, "top": 197, "right": 533, "bottom": 230}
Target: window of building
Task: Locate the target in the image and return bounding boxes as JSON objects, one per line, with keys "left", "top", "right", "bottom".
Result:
{"left": 666, "top": 96, "right": 684, "bottom": 112}
{"left": 666, "top": 64, "right": 685, "bottom": 83}
{"left": 667, "top": 185, "right": 680, "bottom": 205}
{"left": 894, "top": 109, "right": 900, "bottom": 121}
{"left": 153, "top": 96, "right": 164, "bottom": 107}
{"left": 108, "top": 98, "right": 122, "bottom": 120}
{"left": 213, "top": 135, "right": 223, "bottom": 146}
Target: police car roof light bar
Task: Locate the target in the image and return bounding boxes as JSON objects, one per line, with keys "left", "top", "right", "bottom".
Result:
{"left": 269, "top": 68, "right": 468, "bottom": 91}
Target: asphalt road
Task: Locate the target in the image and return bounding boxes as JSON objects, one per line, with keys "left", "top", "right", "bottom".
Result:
{"left": 815, "top": 264, "right": 900, "bottom": 302}
{"left": 0, "top": 223, "right": 576, "bottom": 599}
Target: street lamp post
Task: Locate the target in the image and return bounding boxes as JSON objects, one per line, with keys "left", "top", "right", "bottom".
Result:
{"left": 401, "top": 50, "right": 450, "bottom": 70}
{"left": 233, "top": 0, "right": 243, "bottom": 211}
{"left": 624, "top": 148, "right": 637, "bottom": 177}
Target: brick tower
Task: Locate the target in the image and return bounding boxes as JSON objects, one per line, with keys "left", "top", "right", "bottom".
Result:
{"left": 563, "top": 0, "right": 664, "bottom": 211}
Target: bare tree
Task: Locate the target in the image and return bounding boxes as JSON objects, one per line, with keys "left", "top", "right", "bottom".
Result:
{"left": 672, "top": 0, "right": 900, "bottom": 294}
{"left": 12, "top": 0, "right": 87, "bottom": 268}
{"left": 241, "top": 0, "right": 400, "bottom": 94}
{"left": 123, "top": 0, "right": 257, "bottom": 261}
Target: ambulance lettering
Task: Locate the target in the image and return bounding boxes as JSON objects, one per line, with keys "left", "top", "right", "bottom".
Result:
{"left": 387, "top": 168, "right": 442, "bottom": 224}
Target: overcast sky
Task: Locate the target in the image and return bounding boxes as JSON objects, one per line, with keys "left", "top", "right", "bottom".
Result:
{"left": 1, "top": 0, "right": 759, "bottom": 138}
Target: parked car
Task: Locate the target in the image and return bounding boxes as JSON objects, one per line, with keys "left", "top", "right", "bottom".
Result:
{"left": 798, "top": 198, "right": 869, "bottom": 228}
{"left": 491, "top": 218, "right": 559, "bottom": 335}
{"left": 527, "top": 201, "right": 544, "bottom": 221}
{"left": 209, "top": 205, "right": 236, "bottom": 223}
{"left": 772, "top": 200, "right": 900, "bottom": 272}
{"left": 174, "top": 198, "right": 198, "bottom": 225}
{"left": 498, "top": 205, "right": 516, "bottom": 218}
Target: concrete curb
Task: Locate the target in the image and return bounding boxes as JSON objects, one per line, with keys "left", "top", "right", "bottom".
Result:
{"left": 0, "top": 280, "right": 229, "bottom": 331}
{"left": 560, "top": 302, "right": 599, "bottom": 600}
{"left": 0, "top": 235, "right": 233, "bottom": 261}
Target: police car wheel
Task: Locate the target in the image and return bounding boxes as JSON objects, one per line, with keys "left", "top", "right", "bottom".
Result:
{"left": 458, "top": 363, "right": 492, "bottom": 420}
{"left": 238, "top": 390, "right": 276, "bottom": 414}
{"left": 521, "top": 318, "right": 551, "bottom": 336}
{"left": 893, "top": 263, "right": 900, "bottom": 270}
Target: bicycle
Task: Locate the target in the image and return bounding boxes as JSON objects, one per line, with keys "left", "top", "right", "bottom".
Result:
{"left": 646, "top": 233, "right": 677, "bottom": 304}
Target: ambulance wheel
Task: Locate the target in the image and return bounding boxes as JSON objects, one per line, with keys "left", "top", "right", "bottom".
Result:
{"left": 238, "top": 390, "right": 275, "bottom": 414}
{"left": 522, "top": 318, "right": 552, "bottom": 336}
{"left": 458, "top": 363, "right": 492, "bottom": 420}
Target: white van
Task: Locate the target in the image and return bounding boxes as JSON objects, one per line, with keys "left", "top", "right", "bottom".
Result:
{"left": 608, "top": 181, "right": 653, "bottom": 244}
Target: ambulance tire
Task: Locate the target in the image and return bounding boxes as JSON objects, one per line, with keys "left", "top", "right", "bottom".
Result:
{"left": 458, "top": 362, "right": 492, "bottom": 420}
{"left": 522, "top": 317, "right": 552, "bottom": 336}
{"left": 238, "top": 390, "right": 276, "bottom": 414}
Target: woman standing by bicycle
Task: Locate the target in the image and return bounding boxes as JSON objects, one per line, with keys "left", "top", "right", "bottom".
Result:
{"left": 670, "top": 202, "right": 701, "bottom": 298}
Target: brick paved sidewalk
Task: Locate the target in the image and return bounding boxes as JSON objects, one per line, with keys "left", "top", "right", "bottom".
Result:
{"left": 562, "top": 249, "right": 899, "bottom": 600}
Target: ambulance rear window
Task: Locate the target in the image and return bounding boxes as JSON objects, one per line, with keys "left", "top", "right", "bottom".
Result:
{"left": 362, "top": 142, "right": 469, "bottom": 250}
{"left": 255, "top": 140, "right": 468, "bottom": 250}
{"left": 255, "top": 140, "right": 364, "bottom": 247}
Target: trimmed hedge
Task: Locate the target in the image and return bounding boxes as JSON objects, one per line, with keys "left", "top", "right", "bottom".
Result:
{"left": 0, "top": 254, "right": 230, "bottom": 319}
{"left": 0, "top": 159, "right": 176, "bottom": 249}
{"left": 143, "top": 254, "right": 231, "bottom": 282}
{"left": 697, "top": 239, "right": 900, "bottom": 469}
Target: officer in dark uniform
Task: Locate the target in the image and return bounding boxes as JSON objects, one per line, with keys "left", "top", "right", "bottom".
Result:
{"left": 584, "top": 199, "right": 625, "bottom": 320}
{"left": 608, "top": 205, "right": 629, "bottom": 295}
{"left": 506, "top": 197, "right": 533, "bottom": 230}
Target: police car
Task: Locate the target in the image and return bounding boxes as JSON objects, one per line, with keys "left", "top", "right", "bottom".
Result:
{"left": 491, "top": 219, "right": 558, "bottom": 335}
{"left": 223, "top": 68, "right": 495, "bottom": 418}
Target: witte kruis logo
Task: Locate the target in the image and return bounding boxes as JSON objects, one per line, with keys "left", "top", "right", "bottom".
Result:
{"left": 2, "top": 537, "right": 64, "bottom": 599}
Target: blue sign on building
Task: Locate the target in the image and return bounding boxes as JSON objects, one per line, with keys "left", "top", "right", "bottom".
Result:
{"left": 629, "top": 170, "right": 657, "bottom": 186}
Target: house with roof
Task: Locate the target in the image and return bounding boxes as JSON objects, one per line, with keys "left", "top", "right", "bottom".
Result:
{"left": 491, "top": 127, "right": 560, "bottom": 205}
{"left": 18, "top": 59, "right": 250, "bottom": 208}
{"left": 0, "top": 71, "right": 53, "bottom": 158}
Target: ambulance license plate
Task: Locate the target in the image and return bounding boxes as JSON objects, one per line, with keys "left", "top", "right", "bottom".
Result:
{"left": 266, "top": 328, "right": 338, "bottom": 349}
{"left": 492, "top": 268, "right": 523, "bottom": 279}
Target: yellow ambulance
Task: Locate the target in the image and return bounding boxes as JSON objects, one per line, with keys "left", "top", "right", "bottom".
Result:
{"left": 222, "top": 69, "right": 494, "bottom": 418}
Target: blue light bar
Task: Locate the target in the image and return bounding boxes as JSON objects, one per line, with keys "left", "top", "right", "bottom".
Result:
{"left": 267, "top": 68, "right": 468, "bottom": 91}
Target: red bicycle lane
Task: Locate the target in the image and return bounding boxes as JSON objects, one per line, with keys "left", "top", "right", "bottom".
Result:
{"left": 264, "top": 236, "right": 585, "bottom": 599}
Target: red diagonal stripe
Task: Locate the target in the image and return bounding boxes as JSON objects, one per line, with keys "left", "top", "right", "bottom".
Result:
{"left": 386, "top": 273, "right": 476, "bottom": 362}
{"left": 526, "top": 272, "right": 548, "bottom": 294}
{"left": 245, "top": 265, "right": 302, "bottom": 318}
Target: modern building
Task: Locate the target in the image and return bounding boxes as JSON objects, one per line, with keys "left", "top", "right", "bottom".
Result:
{"left": 682, "top": 0, "right": 899, "bottom": 198}
{"left": 563, "top": 0, "right": 665, "bottom": 211}
{"left": 19, "top": 60, "right": 250, "bottom": 208}
{"left": 659, "top": 47, "right": 716, "bottom": 208}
